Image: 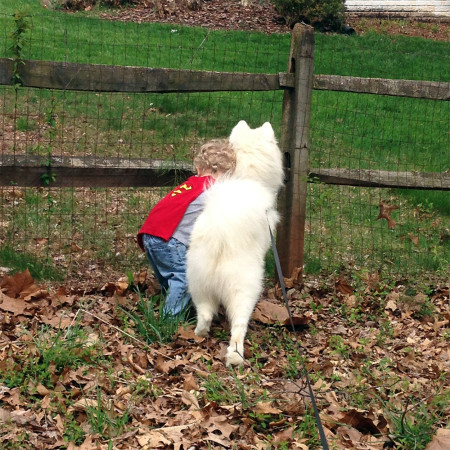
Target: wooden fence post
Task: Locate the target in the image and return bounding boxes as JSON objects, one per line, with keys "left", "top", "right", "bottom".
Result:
{"left": 277, "top": 23, "right": 315, "bottom": 277}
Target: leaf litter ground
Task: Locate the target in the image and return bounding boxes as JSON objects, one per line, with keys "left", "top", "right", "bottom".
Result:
{"left": 1, "top": 5, "right": 449, "bottom": 448}
{"left": 0, "top": 268, "right": 448, "bottom": 449}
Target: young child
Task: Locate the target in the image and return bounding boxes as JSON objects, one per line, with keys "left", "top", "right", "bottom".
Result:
{"left": 137, "top": 139, "right": 236, "bottom": 316}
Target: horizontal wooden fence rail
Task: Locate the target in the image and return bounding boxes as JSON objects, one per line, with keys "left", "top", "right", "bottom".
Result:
{"left": 312, "top": 74, "right": 450, "bottom": 101}
{"left": 1, "top": 156, "right": 448, "bottom": 190}
{"left": 309, "top": 168, "right": 450, "bottom": 190}
{"left": 0, "top": 58, "right": 448, "bottom": 190}
{"left": 0, "top": 58, "right": 283, "bottom": 93}
{"left": 1, "top": 59, "right": 449, "bottom": 99}
{"left": 0, "top": 156, "right": 193, "bottom": 188}
{"left": 282, "top": 73, "right": 450, "bottom": 100}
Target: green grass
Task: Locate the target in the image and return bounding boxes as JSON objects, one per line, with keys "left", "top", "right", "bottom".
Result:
{"left": 119, "top": 290, "right": 195, "bottom": 344}
{"left": 85, "top": 389, "right": 131, "bottom": 439}
{"left": 387, "top": 399, "right": 445, "bottom": 449}
{"left": 0, "top": 321, "right": 106, "bottom": 390}
{"left": 305, "top": 182, "right": 449, "bottom": 276}
{"left": 0, "top": 244, "right": 64, "bottom": 280}
{"left": 1, "top": 2, "right": 448, "bottom": 79}
{"left": 0, "top": 2, "right": 290, "bottom": 71}
{"left": 0, "top": 0, "right": 448, "bottom": 280}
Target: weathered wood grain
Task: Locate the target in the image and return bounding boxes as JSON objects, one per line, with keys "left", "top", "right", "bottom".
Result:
{"left": 1, "top": 58, "right": 447, "bottom": 100}
{"left": 309, "top": 168, "right": 450, "bottom": 190}
{"left": 281, "top": 73, "right": 449, "bottom": 100}
{"left": 0, "top": 58, "right": 281, "bottom": 93}
{"left": 312, "top": 75, "right": 450, "bottom": 100}
{"left": 277, "top": 24, "right": 315, "bottom": 275}
{"left": 1, "top": 155, "right": 447, "bottom": 190}
{"left": 0, "top": 156, "right": 193, "bottom": 187}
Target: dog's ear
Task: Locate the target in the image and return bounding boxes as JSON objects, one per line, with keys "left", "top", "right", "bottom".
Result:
{"left": 261, "top": 122, "right": 274, "bottom": 138}
{"left": 230, "top": 120, "right": 249, "bottom": 142}
{"left": 234, "top": 120, "right": 249, "bottom": 131}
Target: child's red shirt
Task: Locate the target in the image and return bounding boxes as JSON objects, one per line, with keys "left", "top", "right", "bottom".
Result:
{"left": 137, "top": 175, "right": 213, "bottom": 250}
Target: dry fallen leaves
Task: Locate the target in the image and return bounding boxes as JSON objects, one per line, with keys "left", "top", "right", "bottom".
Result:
{"left": 426, "top": 428, "right": 450, "bottom": 450}
{"left": 0, "top": 269, "right": 448, "bottom": 449}
{"left": 376, "top": 201, "right": 399, "bottom": 229}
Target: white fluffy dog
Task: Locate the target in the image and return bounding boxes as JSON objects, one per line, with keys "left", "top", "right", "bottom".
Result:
{"left": 186, "top": 120, "right": 284, "bottom": 366}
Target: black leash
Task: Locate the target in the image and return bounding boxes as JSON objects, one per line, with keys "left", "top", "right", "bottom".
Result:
{"left": 268, "top": 222, "right": 330, "bottom": 450}
{"left": 268, "top": 224, "right": 296, "bottom": 332}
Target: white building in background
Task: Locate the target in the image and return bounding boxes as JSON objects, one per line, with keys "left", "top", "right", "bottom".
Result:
{"left": 345, "top": 1, "right": 450, "bottom": 18}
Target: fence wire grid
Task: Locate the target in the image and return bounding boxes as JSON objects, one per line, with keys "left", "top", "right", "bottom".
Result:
{"left": 0, "top": 11, "right": 448, "bottom": 284}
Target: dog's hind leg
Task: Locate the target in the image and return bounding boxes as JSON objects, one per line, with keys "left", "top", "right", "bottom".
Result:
{"left": 194, "top": 296, "right": 218, "bottom": 337}
{"left": 225, "top": 290, "right": 260, "bottom": 367}
{"left": 225, "top": 320, "right": 248, "bottom": 366}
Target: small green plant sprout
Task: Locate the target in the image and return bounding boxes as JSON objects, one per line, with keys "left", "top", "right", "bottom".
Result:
{"left": 131, "top": 375, "right": 162, "bottom": 401}
{"left": 283, "top": 347, "right": 307, "bottom": 379}
{"left": 329, "top": 335, "right": 350, "bottom": 358}
{"left": 15, "top": 117, "right": 36, "bottom": 131}
{"left": 213, "top": 328, "right": 229, "bottom": 341}
{"left": 293, "top": 406, "right": 322, "bottom": 447}
{"left": 63, "top": 414, "right": 86, "bottom": 446}
{"left": 388, "top": 400, "right": 438, "bottom": 449}
{"left": 9, "top": 8, "right": 30, "bottom": 88}
{"left": 85, "top": 388, "right": 131, "bottom": 438}
{"left": 202, "top": 372, "right": 240, "bottom": 405}
{"left": 119, "top": 291, "right": 194, "bottom": 344}
{"left": 201, "top": 370, "right": 256, "bottom": 410}
{"left": 203, "top": 373, "right": 239, "bottom": 405}
{"left": 41, "top": 163, "right": 57, "bottom": 186}
{"left": 376, "top": 320, "right": 394, "bottom": 346}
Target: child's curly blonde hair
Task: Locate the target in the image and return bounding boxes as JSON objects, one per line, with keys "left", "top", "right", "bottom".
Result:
{"left": 194, "top": 139, "right": 236, "bottom": 175}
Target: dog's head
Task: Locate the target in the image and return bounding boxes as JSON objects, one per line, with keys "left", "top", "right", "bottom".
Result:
{"left": 229, "top": 120, "right": 284, "bottom": 194}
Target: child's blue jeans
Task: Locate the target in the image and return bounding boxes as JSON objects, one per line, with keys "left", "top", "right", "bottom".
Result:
{"left": 141, "top": 234, "right": 191, "bottom": 316}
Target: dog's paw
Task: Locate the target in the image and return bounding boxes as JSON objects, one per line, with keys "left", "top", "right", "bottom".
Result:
{"left": 225, "top": 348, "right": 245, "bottom": 367}
{"left": 194, "top": 325, "right": 209, "bottom": 337}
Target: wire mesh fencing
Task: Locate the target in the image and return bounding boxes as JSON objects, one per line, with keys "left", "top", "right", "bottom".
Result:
{"left": 0, "top": 11, "right": 288, "bottom": 282}
{"left": 306, "top": 33, "right": 449, "bottom": 279}
{"left": 0, "top": 10, "right": 448, "bottom": 284}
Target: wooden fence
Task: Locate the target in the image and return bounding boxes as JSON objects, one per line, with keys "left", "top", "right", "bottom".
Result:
{"left": 0, "top": 24, "right": 448, "bottom": 275}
